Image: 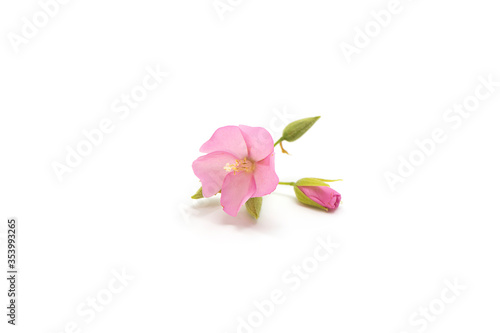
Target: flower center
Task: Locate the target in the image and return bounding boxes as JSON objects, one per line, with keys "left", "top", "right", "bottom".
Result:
{"left": 224, "top": 157, "right": 255, "bottom": 174}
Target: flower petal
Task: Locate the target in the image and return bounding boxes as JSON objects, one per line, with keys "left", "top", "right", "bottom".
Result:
{"left": 192, "top": 152, "right": 237, "bottom": 197}
{"left": 200, "top": 126, "right": 248, "bottom": 159}
{"left": 252, "top": 153, "right": 279, "bottom": 197}
{"left": 298, "top": 186, "right": 341, "bottom": 210}
{"left": 220, "top": 172, "right": 256, "bottom": 216}
{"left": 238, "top": 125, "right": 274, "bottom": 161}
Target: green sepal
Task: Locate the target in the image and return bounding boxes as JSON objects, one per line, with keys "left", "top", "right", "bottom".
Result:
{"left": 191, "top": 187, "right": 204, "bottom": 199}
{"left": 245, "top": 197, "right": 263, "bottom": 219}
{"left": 293, "top": 186, "right": 328, "bottom": 211}
{"left": 314, "top": 178, "right": 343, "bottom": 183}
{"left": 281, "top": 116, "right": 320, "bottom": 142}
{"left": 295, "top": 178, "right": 330, "bottom": 187}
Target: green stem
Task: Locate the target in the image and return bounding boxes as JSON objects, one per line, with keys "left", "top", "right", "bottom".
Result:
{"left": 278, "top": 182, "right": 295, "bottom": 186}
{"left": 274, "top": 137, "right": 283, "bottom": 147}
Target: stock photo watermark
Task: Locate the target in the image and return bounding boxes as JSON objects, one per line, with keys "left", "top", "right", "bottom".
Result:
{"left": 6, "top": 218, "right": 18, "bottom": 325}
{"left": 385, "top": 74, "right": 499, "bottom": 191}
{"left": 7, "top": 0, "right": 72, "bottom": 54}
{"left": 230, "top": 235, "right": 340, "bottom": 333}
{"left": 265, "top": 105, "right": 298, "bottom": 139}
{"left": 51, "top": 64, "right": 168, "bottom": 182}
{"left": 50, "top": 267, "right": 134, "bottom": 333}
{"left": 340, "top": 0, "right": 417, "bottom": 64}
{"left": 397, "top": 278, "right": 466, "bottom": 333}
{"left": 213, "top": 0, "right": 245, "bottom": 21}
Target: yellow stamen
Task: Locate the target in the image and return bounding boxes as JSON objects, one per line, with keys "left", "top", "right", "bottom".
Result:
{"left": 224, "top": 157, "right": 255, "bottom": 174}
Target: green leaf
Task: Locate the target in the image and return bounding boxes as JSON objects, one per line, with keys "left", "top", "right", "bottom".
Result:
{"left": 191, "top": 187, "right": 204, "bottom": 199}
{"left": 245, "top": 197, "right": 263, "bottom": 219}
{"left": 282, "top": 116, "right": 320, "bottom": 142}
{"left": 293, "top": 186, "right": 328, "bottom": 211}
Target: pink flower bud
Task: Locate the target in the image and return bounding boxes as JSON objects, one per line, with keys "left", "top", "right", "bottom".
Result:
{"left": 296, "top": 185, "right": 341, "bottom": 210}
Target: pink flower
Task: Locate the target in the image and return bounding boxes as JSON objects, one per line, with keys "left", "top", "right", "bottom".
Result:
{"left": 192, "top": 125, "right": 279, "bottom": 216}
{"left": 296, "top": 186, "right": 341, "bottom": 210}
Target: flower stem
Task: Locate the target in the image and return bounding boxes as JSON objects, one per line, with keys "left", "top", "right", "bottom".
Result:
{"left": 278, "top": 182, "right": 295, "bottom": 186}
{"left": 274, "top": 137, "right": 283, "bottom": 147}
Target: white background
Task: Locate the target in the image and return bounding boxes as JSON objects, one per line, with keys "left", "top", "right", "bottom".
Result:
{"left": 1, "top": 0, "right": 500, "bottom": 332}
